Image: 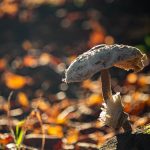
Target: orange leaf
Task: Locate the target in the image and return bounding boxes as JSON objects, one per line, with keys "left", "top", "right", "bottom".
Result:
{"left": 88, "top": 31, "right": 105, "bottom": 47}
{"left": 138, "top": 75, "right": 150, "bottom": 86}
{"left": 47, "top": 125, "right": 63, "bottom": 138}
{"left": 82, "top": 79, "right": 101, "bottom": 92}
{"left": 23, "top": 55, "right": 38, "bottom": 67}
{"left": 34, "top": 99, "right": 51, "bottom": 112}
{"left": 0, "top": 2, "right": 18, "bottom": 16}
{"left": 127, "top": 73, "right": 138, "bottom": 84}
{"left": 86, "top": 93, "right": 102, "bottom": 106}
{"left": 134, "top": 116, "right": 149, "bottom": 127}
{"left": 22, "top": 40, "right": 33, "bottom": 50}
{"left": 17, "top": 92, "right": 29, "bottom": 107}
{"left": 0, "top": 134, "right": 13, "bottom": 145}
{"left": 104, "top": 36, "right": 114, "bottom": 45}
{"left": 123, "top": 102, "right": 132, "bottom": 113}
{"left": 65, "top": 129, "right": 79, "bottom": 144}
{"left": 0, "top": 59, "right": 6, "bottom": 70}
{"left": 3, "top": 72, "right": 28, "bottom": 89}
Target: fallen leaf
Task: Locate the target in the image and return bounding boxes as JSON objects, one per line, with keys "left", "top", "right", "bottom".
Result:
{"left": 3, "top": 72, "right": 29, "bottom": 90}
{"left": 17, "top": 92, "right": 29, "bottom": 107}
{"left": 47, "top": 125, "right": 63, "bottom": 138}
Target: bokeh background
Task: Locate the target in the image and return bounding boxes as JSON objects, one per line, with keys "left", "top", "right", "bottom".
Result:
{"left": 0, "top": 0, "right": 150, "bottom": 149}
{"left": 0, "top": 0, "right": 150, "bottom": 99}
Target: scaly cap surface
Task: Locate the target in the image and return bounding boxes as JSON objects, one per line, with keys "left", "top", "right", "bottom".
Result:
{"left": 65, "top": 44, "right": 147, "bottom": 83}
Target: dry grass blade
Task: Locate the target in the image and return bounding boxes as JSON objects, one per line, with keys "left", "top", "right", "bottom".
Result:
{"left": 35, "top": 109, "right": 45, "bottom": 150}
{"left": 7, "top": 91, "right": 16, "bottom": 142}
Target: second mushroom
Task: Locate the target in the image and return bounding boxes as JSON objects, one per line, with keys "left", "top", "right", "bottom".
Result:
{"left": 64, "top": 44, "right": 147, "bottom": 132}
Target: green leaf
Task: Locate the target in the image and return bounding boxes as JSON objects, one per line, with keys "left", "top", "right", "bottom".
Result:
{"left": 144, "top": 124, "right": 150, "bottom": 134}
{"left": 16, "top": 129, "right": 25, "bottom": 147}
{"left": 15, "top": 120, "right": 25, "bottom": 138}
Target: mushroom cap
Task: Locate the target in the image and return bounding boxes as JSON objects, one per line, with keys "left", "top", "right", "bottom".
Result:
{"left": 65, "top": 44, "right": 147, "bottom": 83}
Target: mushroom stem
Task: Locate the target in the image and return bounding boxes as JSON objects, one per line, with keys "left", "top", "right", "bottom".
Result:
{"left": 101, "top": 69, "right": 132, "bottom": 132}
{"left": 101, "top": 69, "right": 113, "bottom": 103}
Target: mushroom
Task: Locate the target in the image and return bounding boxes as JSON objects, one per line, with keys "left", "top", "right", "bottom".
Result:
{"left": 64, "top": 44, "right": 147, "bottom": 131}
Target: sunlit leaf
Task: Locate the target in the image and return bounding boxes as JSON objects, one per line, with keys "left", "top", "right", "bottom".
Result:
{"left": 16, "top": 129, "right": 25, "bottom": 147}
{"left": 86, "top": 93, "right": 102, "bottom": 106}
{"left": 137, "top": 75, "right": 150, "bottom": 86}
{"left": 23, "top": 55, "right": 38, "bottom": 67}
{"left": 65, "top": 129, "right": 79, "bottom": 144}
{"left": 123, "top": 102, "right": 132, "bottom": 113}
{"left": 88, "top": 31, "right": 105, "bottom": 47}
{"left": 134, "top": 117, "right": 149, "bottom": 127}
{"left": 0, "top": 1, "right": 18, "bottom": 16}
{"left": 82, "top": 79, "right": 100, "bottom": 92}
{"left": 0, "top": 134, "right": 13, "bottom": 145}
{"left": 47, "top": 125, "right": 63, "bottom": 138}
{"left": 33, "top": 99, "right": 51, "bottom": 112}
{"left": 104, "top": 36, "right": 115, "bottom": 45}
{"left": 39, "top": 53, "right": 50, "bottom": 65}
{"left": 16, "top": 120, "right": 25, "bottom": 138}
{"left": 17, "top": 92, "right": 29, "bottom": 107}
{"left": 127, "top": 73, "right": 138, "bottom": 84}
{"left": 56, "top": 106, "right": 75, "bottom": 124}
{"left": 144, "top": 124, "right": 150, "bottom": 134}
{"left": 3, "top": 72, "right": 29, "bottom": 89}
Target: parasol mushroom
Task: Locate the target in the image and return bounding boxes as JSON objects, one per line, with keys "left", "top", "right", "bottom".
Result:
{"left": 64, "top": 44, "right": 147, "bottom": 132}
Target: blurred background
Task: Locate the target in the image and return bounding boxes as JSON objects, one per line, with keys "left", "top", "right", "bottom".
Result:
{"left": 0, "top": 0, "right": 150, "bottom": 149}
{"left": 0, "top": 0, "right": 150, "bottom": 99}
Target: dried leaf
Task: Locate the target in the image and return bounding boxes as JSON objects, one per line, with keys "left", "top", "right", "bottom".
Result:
{"left": 86, "top": 93, "right": 102, "bottom": 106}
{"left": 65, "top": 129, "right": 79, "bottom": 144}
{"left": 47, "top": 125, "right": 63, "bottom": 138}
{"left": 0, "top": 58, "right": 6, "bottom": 70}
{"left": 23, "top": 55, "right": 38, "bottom": 67}
{"left": 127, "top": 73, "right": 138, "bottom": 84}
{"left": 88, "top": 31, "right": 105, "bottom": 47}
{"left": 0, "top": 134, "right": 13, "bottom": 145}
{"left": 3, "top": 72, "right": 29, "bottom": 89}
{"left": 17, "top": 92, "right": 29, "bottom": 107}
